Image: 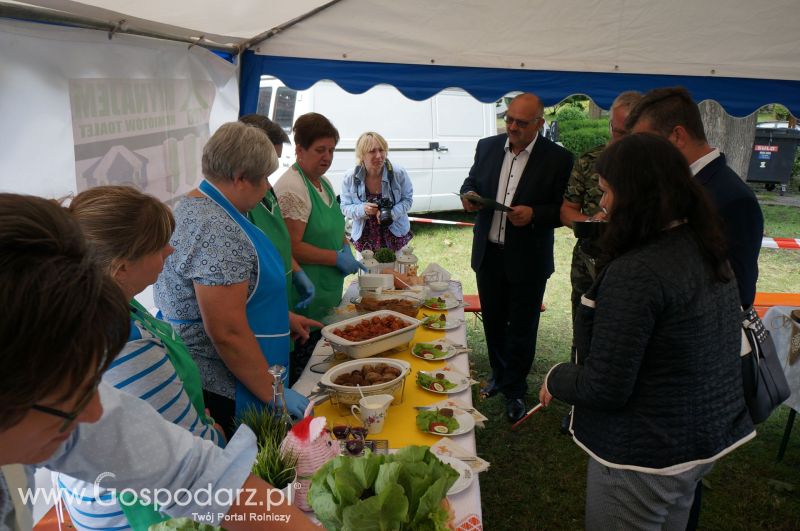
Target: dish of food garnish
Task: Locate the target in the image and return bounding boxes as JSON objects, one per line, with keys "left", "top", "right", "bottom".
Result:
{"left": 417, "top": 370, "right": 469, "bottom": 394}
{"left": 421, "top": 314, "right": 461, "bottom": 330}
{"left": 423, "top": 294, "right": 459, "bottom": 310}
{"left": 416, "top": 407, "right": 475, "bottom": 436}
{"left": 411, "top": 341, "right": 458, "bottom": 361}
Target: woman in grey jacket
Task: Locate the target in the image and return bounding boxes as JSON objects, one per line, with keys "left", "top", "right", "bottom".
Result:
{"left": 540, "top": 133, "right": 755, "bottom": 530}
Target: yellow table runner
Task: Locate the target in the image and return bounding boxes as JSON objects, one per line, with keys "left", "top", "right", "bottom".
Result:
{"left": 314, "top": 311, "right": 465, "bottom": 448}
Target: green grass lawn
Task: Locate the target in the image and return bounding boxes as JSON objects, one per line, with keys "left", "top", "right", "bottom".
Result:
{"left": 409, "top": 204, "right": 800, "bottom": 531}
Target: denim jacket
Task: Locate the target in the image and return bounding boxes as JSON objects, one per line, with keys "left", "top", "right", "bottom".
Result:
{"left": 340, "top": 161, "right": 414, "bottom": 241}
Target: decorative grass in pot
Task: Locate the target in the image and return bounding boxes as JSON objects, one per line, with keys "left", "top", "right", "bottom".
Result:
{"left": 236, "top": 407, "right": 298, "bottom": 490}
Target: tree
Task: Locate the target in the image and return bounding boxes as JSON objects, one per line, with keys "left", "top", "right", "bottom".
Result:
{"left": 699, "top": 100, "right": 757, "bottom": 179}
{"left": 587, "top": 99, "right": 602, "bottom": 119}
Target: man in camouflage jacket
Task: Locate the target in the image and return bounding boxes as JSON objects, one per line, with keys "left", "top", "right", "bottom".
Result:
{"left": 560, "top": 92, "right": 642, "bottom": 338}
{"left": 562, "top": 144, "right": 605, "bottom": 321}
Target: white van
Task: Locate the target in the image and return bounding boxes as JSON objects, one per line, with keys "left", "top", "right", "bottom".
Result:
{"left": 256, "top": 77, "right": 497, "bottom": 213}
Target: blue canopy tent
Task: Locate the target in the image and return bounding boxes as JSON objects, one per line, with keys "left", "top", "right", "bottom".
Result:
{"left": 5, "top": 0, "right": 800, "bottom": 116}
{"left": 240, "top": 53, "right": 800, "bottom": 117}
{"left": 2, "top": 0, "right": 799, "bottom": 201}
{"left": 235, "top": 0, "right": 799, "bottom": 117}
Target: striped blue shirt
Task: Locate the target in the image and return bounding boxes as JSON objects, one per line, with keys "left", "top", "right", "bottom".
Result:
{"left": 58, "top": 317, "right": 224, "bottom": 530}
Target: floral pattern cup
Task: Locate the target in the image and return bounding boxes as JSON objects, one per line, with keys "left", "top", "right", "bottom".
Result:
{"left": 350, "top": 394, "right": 393, "bottom": 435}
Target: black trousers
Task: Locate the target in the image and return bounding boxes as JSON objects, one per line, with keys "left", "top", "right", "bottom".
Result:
{"left": 202, "top": 390, "right": 236, "bottom": 439}
{"left": 289, "top": 329, "right": 322, "bottom": 387}
{"left": 476, "top": 242, "right": 549, "bottom": 399}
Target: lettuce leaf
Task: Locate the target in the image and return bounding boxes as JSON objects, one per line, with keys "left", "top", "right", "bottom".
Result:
{"left": 415, "top": 410, "right": 460, "bottom": 434}
{"left": 341, "top": 483, "right": 408, "bottom": 530}
{"left": 416, "top": 372, "right": 457, "bottom": 391}
{"left": 308, "top": 446, "right": 458, "bottom": 531}
{"left": 412, "top": 343, "right": 448, "bottom": 359}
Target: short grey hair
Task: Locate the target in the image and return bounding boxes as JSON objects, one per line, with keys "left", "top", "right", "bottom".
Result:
{"left": 202, "top": 121, "right": 278, "bottom": 184}
{"left": 611, "top": 91, "right": 643, "bottom": 113}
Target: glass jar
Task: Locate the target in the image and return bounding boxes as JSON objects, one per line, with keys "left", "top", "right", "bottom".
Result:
{"left": 395, "top": 246, "right": 418, "bottom": 276}
{"left": 359, "top": 249, "right": 381, "bottom": 275}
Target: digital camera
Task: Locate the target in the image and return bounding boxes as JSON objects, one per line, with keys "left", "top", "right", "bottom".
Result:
{"left": 377, "top": 197, "right": 394, "bottom": 226}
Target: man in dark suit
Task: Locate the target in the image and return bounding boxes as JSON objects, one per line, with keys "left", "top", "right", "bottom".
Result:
{"left": 460, "top": 93, "right": 573, "bottom": 422}
{"left": 626, "top": 86, "right": 763, "bottom": 309}
{"left": 626, "top": 86, "right": 764, "bottom": 531}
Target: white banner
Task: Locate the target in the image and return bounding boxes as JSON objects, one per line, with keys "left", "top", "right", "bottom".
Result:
{"left": 0, "top": 19, "right": 239, "bottom": 202}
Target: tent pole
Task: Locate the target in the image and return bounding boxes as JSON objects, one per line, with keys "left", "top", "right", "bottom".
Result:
{"left": 241, "top": 0, "right": 343, "bottom": 51}
{"left": 0, "top": 2, "right": 240, "bottom": 54}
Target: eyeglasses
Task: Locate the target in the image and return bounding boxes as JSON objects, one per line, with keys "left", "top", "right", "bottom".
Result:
{"left": 31, "top": 380, "right": 101, "bottom": 433}
{"left": 609, "top": 123, "right": 627, "bottom": 138}
{"left": 504, "top": 115, "right": 543, "bottom": 129}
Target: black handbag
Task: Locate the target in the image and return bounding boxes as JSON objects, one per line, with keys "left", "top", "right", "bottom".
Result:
{"left": 741, "top": 307, "right": 791, "bottom": 424}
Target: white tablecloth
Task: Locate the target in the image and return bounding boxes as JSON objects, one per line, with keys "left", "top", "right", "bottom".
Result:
{"left": 763, "top": 305, "right": 800, "bottom": 412}
{"left": 293, "top": 280, "right": 483, "bottom": 527}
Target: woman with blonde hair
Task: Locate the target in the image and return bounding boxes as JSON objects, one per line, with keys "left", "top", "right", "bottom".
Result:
{"left": 61, "top": 185, "right": 224, "bottom": 530}
{"left": 340, "top": 131, "right": 414, "bottom": 251}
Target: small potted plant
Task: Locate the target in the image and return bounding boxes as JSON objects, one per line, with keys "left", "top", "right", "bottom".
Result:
{"left": 374, "top": 247, "right": 396, "bottom": 273}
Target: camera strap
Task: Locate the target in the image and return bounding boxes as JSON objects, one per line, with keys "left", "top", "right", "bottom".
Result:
{"left": 385, "top": 160, "right": 397, "bottom": 204}
{"left": 356, "top": 160, "right": 397, "bottom": 204}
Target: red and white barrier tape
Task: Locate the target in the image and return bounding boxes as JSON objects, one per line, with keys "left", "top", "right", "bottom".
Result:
{"left": 762, "top": 237, "right": 800, "bottom": 249}
{"left": 411, "top": 218, "right": 799, "bottom": 250}
{"left": 409, "top": 217, "right": 475, "bottom": 227}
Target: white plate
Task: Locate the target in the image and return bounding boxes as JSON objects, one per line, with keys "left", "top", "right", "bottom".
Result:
{"left": 417, "top": 370, "right": 470, "bottom": 394}
{"left": 419, "top": 409, "right": 476, "bottom": 437}
{"left": 421, "top": 317, "right": 463, "bottom": 331}
{"left": 410, "top": 340, "right": 460, "bottom": 361}
{"left": 422, "top": 293, "right": 460, "bottom": 311}
{"left": 436, "top": 454, "right": 475, "bottom": 496}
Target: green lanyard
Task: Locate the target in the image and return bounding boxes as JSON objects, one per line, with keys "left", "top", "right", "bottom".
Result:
{"left": 120, "top": 302, "right": 218, "bottom": 530}
{"left": 129, "top": 299, "right": 212, "bottom": 426}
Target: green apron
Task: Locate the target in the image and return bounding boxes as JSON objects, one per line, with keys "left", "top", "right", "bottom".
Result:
{"left": 293, "top": 163, "right": 346, "bottom": 322}
{"left": 121, "top": 300, "right": 218, "bottom": 530}
{"left": 247, "top": 190, "right": 293, "bottom": 295}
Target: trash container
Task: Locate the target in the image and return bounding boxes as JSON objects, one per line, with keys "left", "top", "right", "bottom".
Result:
{"left": 747, "top": 126, "right": 800, "bottom": 195}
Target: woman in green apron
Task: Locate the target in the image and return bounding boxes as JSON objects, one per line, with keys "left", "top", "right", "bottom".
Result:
{"left": 242, "top": 113, "right": 315, "bottom": 310}
{"left": 273, "top": 113, "right": 365, "bottom": 364}
{"left": 62, "top": 185, "right": 224, "bottom": 530}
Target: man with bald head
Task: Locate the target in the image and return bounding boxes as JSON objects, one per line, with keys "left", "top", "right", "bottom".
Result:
{"left": 461, "top": 93, "right": 573, "bottom": 422}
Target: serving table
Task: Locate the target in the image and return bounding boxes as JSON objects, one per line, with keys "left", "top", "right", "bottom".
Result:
{"left": 293, "top": 280, "right": 483, "bottom": 529}
{"left": 762, "top": 306, "right": 800, "bottom": 461}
